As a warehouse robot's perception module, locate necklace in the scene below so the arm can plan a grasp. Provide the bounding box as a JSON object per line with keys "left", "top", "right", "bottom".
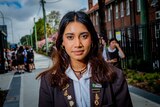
{"left": 71, "top": 66, "right": 87, "bottom": 79}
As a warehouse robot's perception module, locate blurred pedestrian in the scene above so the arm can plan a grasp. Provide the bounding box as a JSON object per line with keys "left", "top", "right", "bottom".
{"left": 11, "top": 51, "right": 17, "bottom": 70}
{"left": 16, "top": 46, "right": 25, "bottom": 73}
{"left": 37, "top": 11, "right": 132, "bottom": 107}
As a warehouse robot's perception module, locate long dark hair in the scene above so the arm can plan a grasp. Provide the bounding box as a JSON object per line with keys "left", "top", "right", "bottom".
{"left": 37, "top": 11, "right": 116, "bottom": 89}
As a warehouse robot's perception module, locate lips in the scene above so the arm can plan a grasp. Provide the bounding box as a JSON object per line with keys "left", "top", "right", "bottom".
{"left": 72, "top": 50, "right": 84, "bottom": 55}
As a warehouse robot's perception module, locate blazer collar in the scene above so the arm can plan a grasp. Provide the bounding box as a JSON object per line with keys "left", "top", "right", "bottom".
{"left": 62, "top": 80, "right": 77, "bottom": 107}
{"left": 63, "top": 79, "right": 104, "bottom": 107}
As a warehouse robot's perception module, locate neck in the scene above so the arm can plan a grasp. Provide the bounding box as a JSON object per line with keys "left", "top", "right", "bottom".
{"left": 70, "top": 60, "right": 87, "bottom": 72}
{"left": 109, "top": 46, "right": 115, "bottom": 50}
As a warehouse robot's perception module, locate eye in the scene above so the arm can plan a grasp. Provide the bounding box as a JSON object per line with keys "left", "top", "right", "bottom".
{"left": 66, "top": 35, "right": 74, "bottom": 40}
{"left": 81, "top": 34, "right": 88, "bottom": 39}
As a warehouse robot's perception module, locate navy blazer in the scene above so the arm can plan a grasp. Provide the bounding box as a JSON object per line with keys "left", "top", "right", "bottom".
{"left": 38, "top": 67, "right": 133, "bottom": 107}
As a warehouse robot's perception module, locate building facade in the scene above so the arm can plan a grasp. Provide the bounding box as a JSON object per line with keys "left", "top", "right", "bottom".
{"left": 87, "top": 0, "right": 160, "bottom": 71}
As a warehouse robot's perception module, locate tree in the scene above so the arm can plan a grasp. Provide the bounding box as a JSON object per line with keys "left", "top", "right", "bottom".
{"left": 33, "top": 10, "right": 60, "bottom": 41}
{"left": 19, "top": 10, "right": 60, "bottom": 48}
{"left": 20, "top": 35, "right": 30, "bottom": 45}
{"left": 47, "top": 10, "right": 60, "bottom": 31}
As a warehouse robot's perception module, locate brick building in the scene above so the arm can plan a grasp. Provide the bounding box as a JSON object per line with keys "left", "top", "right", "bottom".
{"left": 87, "top": 0, "right": 160, "bottom": 71}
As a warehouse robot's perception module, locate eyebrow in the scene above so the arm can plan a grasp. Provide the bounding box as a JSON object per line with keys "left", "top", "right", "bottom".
{"left": 65, "top": 33, "right": 74, "bottom": 36}
{"left": 64, "top": 32, "right": 89, "bottom": 36}
{"left": 80, "top": 32, "right": 89, "bottom": 35}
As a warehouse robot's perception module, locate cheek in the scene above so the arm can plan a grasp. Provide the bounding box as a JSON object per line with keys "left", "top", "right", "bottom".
{"left": 62, "top": 40, "right": 73, "bottom": 54}
{"left": 84, "top": 39, "right": 92, "bottom": 50}
{"left": 110, "top": 43, "right": 114, "bottom": 46}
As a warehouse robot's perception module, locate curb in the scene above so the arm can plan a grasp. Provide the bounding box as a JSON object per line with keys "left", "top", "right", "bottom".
{"left": 129, "top": 85, "right": 160, "bottom": 104}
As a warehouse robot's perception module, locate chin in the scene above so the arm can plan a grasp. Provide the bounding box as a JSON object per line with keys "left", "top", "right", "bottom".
{"left": 72, "top": 55, "right": 86, "bottom": 61}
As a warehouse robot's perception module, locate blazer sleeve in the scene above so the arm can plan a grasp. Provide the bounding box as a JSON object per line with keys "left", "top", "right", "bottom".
{"left": 112, "top": 68, "right": 133, "bottom": 107}
{"left": 39, "top": 74, "right": 53, "bottom": 107}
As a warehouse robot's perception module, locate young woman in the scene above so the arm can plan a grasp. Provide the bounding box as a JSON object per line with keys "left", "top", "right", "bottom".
{"left": 37, "top": 11, "right": 132, "bottom": 107}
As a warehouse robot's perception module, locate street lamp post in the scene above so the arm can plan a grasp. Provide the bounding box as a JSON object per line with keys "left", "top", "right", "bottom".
{"left": 34, "top": 18, "right": 38, "bottom": 51}
{"left": 40, "top": 0, "right": 62, "bottom": 54}
{"left": 30, "top": 30, "right": 33, "bottom": 47}
{"left": 0, "top": 10, "right": 5, "bottom": 25}
{"left": 8, "top": 18, "right": 14, "bottom": 43}
{"left": 41, "top": 0, "right": 49, "bottom": 54}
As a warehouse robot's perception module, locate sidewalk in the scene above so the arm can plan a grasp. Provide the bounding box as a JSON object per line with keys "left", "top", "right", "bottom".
{"left": 1, "top": 52, "right": 52, "bottom": 107}
{"left": 1, "top": 52, "right": 160, "bottom": 107}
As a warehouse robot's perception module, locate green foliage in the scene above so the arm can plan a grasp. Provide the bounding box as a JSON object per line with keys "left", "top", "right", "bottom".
{"left": 19, "top": 10, "right": 60, "bottom": 49}
{"left": 47, "top": 10, "right": 60, "bottom": 30}
{"left": 20, "top": 35, "right": 30, "bottom": 45}
{"left": 127, "top": 57, "right": 153, "bottom": 72}
{"left": 124, "top": 69, "right": 160, "bottom": 95}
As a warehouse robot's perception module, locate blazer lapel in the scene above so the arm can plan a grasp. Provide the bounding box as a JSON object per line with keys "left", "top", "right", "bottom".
{"left": 62, "top": 80, "right": 77, "bottom": 107}
{"left": 90, "top": 80, "right": 104, "bottom": 107}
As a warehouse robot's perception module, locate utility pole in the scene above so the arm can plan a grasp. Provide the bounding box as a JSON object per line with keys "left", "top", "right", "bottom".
{"left": 30, "top": 30, "right": 33, "bottom": 47}
{"left": 41, "top": 0, "right": 48, "bottom": 54}
{"left": 34, "top": 18, "right": 38, "bottom": 51}
{"left": 0, "top": 10, "right": 5, "bottom": 25}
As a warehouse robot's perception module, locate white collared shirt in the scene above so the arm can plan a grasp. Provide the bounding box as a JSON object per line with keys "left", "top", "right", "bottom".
{"left": 65, "top": 64, "right": 91, "bottom": 107}
{"left": 102, "top": 46, "right": 124, "bottom": 60}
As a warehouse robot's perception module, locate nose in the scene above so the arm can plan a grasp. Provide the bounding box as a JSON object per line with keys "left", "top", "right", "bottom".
{"left": 75, "top": 37, "right": 82, "bottom": 47}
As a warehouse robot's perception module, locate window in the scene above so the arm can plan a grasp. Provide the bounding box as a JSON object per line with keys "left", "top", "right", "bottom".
{"left": 96, "top": 12, "right": 99, "bottom": 25}
{"left": 156, "top": 11, "right": 160, "bottom": 19}
{"left": 109, "top": 31, "right": 112, "bottom": 39}
{"left": 126, "top": 0, "right": 130, "bottom": 15}
{"left": 138, "top": 28, "right": 143, "bottom": 47}
{"left": 115, "top": 4, "right": 119, "bottom": 19}
{"left": 138, "top": 28, "right": 142, "bottom": 40}
{"left": 155, "top": 22, "right": 160, "bottom": 39}
{"left": 137, "top": 0, "right": 141, "bottom": 12}
{"left": 105, "top": 10, "right": 107, "bottom": 22}
{"left": 127, "top": 29, "right": 132, "bottom": 47}
{"left": 93, "top": 0, "right": 98, "bottom": 5}
{"left": 108, "top": 5, "right": 111, "bottom": 21}
{"left": 92, "top": 14, "right": 95, "bottom": 26}
{"left": 120, "top": 2, "right": 124, "bottom": 17}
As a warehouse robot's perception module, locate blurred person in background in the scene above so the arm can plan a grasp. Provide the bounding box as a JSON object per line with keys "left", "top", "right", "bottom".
{"left": 103, "top": 38, "right": 125, "bottom": 69}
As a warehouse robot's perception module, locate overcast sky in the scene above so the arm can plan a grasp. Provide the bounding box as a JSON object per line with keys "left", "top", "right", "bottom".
{"left": 0, "top": 0, "right": 98, "bottom": 44}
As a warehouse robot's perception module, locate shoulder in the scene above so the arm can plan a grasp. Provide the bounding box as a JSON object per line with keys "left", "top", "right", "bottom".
{"left": 109, "top": 65, "right": 125, "bottom": 86}
{"left": 39, "top": 71, "right": 52, "bottom": 88}
{"left": 41, "top": 71, "right": 51, "bottom": 83}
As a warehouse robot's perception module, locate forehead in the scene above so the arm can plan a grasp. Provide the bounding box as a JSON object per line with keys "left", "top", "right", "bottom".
{"left": 110, "top": 40, "right": 117, "bottom": 43}
{"left": 65, "top": 21, "right": 87, "bottom": 31}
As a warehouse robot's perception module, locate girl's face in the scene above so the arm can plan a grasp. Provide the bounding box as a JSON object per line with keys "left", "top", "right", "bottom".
{"left": 62, "top": 21, "right": 92, "bottom": 62}
{"left": 110, "top": 40, "right": 117, "bottom": 49}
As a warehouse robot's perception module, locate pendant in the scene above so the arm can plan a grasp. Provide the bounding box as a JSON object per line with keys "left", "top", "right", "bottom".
{"left": 94, "top": 93, "right": 100, "bottom": 106}
{"left": 64, "top": 90, "right": 68, "bottom": 96}
{"left": 69, "top": 101, "right": 74, "bottom": 107}
{"left": 67, "top": 95, "right": 72, "bottom": 100}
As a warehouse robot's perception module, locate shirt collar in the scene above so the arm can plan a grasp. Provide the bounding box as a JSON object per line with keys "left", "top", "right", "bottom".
{"left": 65, "top": 63, "right": 91, "bottom": 81}
{"left": 108, "top": 46, "right": 116, "bottom": 52}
